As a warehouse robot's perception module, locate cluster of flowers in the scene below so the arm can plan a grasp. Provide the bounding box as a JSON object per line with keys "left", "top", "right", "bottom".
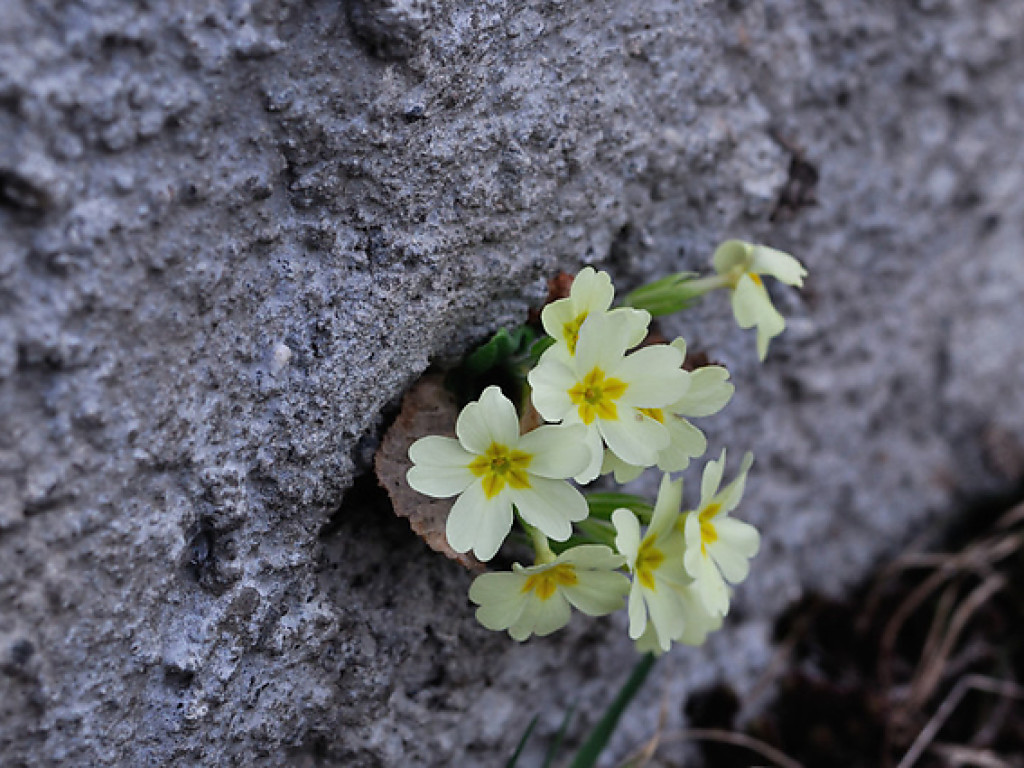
{"left": 407, "top": 241, "right": 806, "bottom": 652}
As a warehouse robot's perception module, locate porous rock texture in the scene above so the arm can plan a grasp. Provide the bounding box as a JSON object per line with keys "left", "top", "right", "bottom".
{"left": 2, "top": 0, "right": 1024, "bottom": 765}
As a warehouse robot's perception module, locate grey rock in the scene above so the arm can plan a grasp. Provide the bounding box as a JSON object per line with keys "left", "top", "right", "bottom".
{"left": 2, "top": 0, "right": 1024, "bottom": 766}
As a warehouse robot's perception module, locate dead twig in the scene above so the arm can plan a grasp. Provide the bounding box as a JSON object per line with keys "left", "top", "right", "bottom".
{"left": 908, "top": 575, "right": 1006, "bottom": 710}
{"left": 928, "top": 742, "right": 1014, "bottom": 768}
{"left": 655, "top": 728, "right": 805, "bottom": 768}
{"left": 896, "top": 675, "right": 1024, "bottom": 768}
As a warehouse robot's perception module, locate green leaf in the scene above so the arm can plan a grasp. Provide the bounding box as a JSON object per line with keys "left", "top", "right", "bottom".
{"left": 542, "top": 700, "right": 578, "bottom": 768}
{"left": 506, "top": 714, "right": 540, "bottom": 768}
{"left": 528, "top": 335, "right": 556, "bottom": 365}
{"left": 568, "top": 654, "right": 657, "bottom": 768}
{"left": 586, "top": 492, "right": 653, "bottom": 522}
{"left": 465, "top": 327, "right": 517, "bottom": 375}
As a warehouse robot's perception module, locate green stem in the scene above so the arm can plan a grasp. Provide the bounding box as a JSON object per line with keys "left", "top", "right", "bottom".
{"left": 529, "top": 525, "right": 556, "bottom": 565}
{"left": 575, "top": 518, "right": 617, "bottom": 548}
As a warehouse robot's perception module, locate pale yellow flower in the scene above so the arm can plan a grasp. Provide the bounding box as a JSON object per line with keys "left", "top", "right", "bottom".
{"left": 407, "top": 386, "right": 592, "bottom": 561}
{"left": 528, "top": 313, "right": 688, "bottom": 483}
{"left": 681, "top": 449, "right": 759, "bottom": 617}
{"left": 469, "top": 545, "right": 629, "bottom": 640}
{"left": 540, "top": 266, "right": 649, "bottom": 362}
{"left": 612, "top": 474, "right": 692, "bottom": 652}
{"left": 713, "top": 240, "right": 807, "bottom": 360}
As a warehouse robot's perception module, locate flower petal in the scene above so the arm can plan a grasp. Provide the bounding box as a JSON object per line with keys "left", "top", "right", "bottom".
{"left": 656, "top": 417, "right": 707, "bottom": 473}
{"left": 572, "top": 424, "right": 605, "bottom": 484}
{"left": 509, "top": 478, "right": 587, "bottom": 542}
{"left": 715, "top": 517, "right": 760, "bottom": 559}
{"left": 470, "top": 571, "right": 528, "bottom": 631}
{"left": 510, "top": 592, "right": 572, "bottom": 640}
{"left": 708, "top": 540, "right": 752, "bottom": 585}
{"left": 731, "top": 274, "right": 783, "bottom": 332}
{"left": 612, "top": 508, "right": 642, "bottom": 564}
{"left": 600, "top": 413, "right": 667, "bottom": 469}
{"left": 689, "top": 554, "right": 730, "bottom": 617}
{"left": 613, "top": 346, "right": 687, "bottom": 407}
{"left": 456, "top": 386, "right": 521, "bottom": 453}
{"left": 540, "top": 298, "right": 579, "bottom": 346}
{"left": 699, "top": 449, "right": 727, "bottom": 507}
{"left": 670, "top": 336, "right": 687, "bottom": 360}
{"left": 674, "top": 584, "right": 723, "bottom": 646}
{"left": 561, "top": 544, "right": 626, "bottom": 570}
{"left": 602, "top": 449, "right": 643, "bottom": 484}
{"left": 406, "top": 436, "right": 476, "bottom": 497}
{"left": 627, "top": 580, "right": 648, "bottom": 640}
{"left": 563, "top": 570, "right": 630, "bottom": 616}
{"left": 569, "top": 266, "right": 614, "bottom": 314}
{"left": 609, "top": 307, "right": 651, "bottom": 350}
{"left": 518, "top": 423, "right": 591, "bottom": 479}
{"left": 670, "top": 366, "right": 734, "bottom": 417}
{"left": 445, "top": 481, "right": 513, "bottom": 561}
{"left": 645, "top": 583, "right": 686, "bottom": 651}
{"left": 751, "top": 245, "right": 807, "bottom": 287}
{"left": 406, "top": 464, "right": 474, "bottom": 498}
{"left": 574, "top": 312, "right": 632, "bottom": 374}
{"left": 717, "top": 452, "right": 754, "bottom": 512}
{"left": 648, "top": 474, "right": 683, "bottom": 540}
{"left": 527, "top": 359, "right": 577, "bottom": 422}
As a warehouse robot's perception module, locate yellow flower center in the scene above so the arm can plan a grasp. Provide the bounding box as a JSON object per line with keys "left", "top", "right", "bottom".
{"left": 562, "top": 311, "right": 589, "bottom": 356}
{"left": 567, "top": 367, "right": 628, "bottom": 425}
{"left": 699, "top": 502, "right": 721, "bottom": 556}
{"left": 747, "top": 272, "right": 763, "bottom": 288}
{"left": 635, "top": 538, "right": 664, "bottom": 591}
{"left": 638, "top": 407, "right": 664, "bottom": 423}
{"left": 468, "top": 443, "right": 533, "bottom": 499}
{"left": 521, "top": 563, "right": 578, "bottom": 601}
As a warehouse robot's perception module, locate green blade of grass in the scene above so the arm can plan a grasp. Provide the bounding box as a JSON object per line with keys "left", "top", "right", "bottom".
{"left": 506, "top": 713, "right": 540, "bottom": 768}
{"left": 542, "top": 700, "right": 578, "bottom": 768}
{"left": 568, "top": 653, "right": 657, "bottom": 768}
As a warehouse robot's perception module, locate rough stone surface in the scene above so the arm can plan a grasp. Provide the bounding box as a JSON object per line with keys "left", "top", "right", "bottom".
{"left": 2, "top": 0, "right": 1024, "bottom": 765}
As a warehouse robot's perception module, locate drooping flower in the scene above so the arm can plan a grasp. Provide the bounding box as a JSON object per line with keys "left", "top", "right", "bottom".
{"left": 528, "top": 312, "right": 689, "bottom": 483}
{"left": 540, "top": 266, "right": 650, "bottom": 363}
{"left": 468, "top": 545, "right": 630, "bottom": 640}
{"left": 612, "top": 474, "right": 692, "bottom": 652}
{"left": 681, "top": 449, "right": 759, "bottom": 617}
{"left": 712, "top": 240, "right": 807, "bottom": 360}
{"left": 406, "top": 386, "right": 591, "bottom": 561}
{"left": 602, "top": 337, "right": 734, "bottom": 483}
{"left": 633, "top": 583, "right": 723, "bottom": 654}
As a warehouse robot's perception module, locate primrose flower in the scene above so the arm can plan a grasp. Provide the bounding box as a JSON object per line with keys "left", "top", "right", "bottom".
{"left": 540, "top": 266, "right": 650, "bottom": 363}
{"left": 406, "top": 386, "right": 591, "bottom": 561}
{"left": 469, "top": 545, "right": 630, "bottom": 640}
{"left": 712, "top": 240, "right": 807, "bottom": 360}
{"left": 528, "top": 312, "right": 689, "bottom": 483}
{"left": 603, "top": 337, "right": 734, "bottom": 483}
{"left": 633, "top": 584, "right": 723, "bottom": 654}
{"left": 681, "top": 449, "right": 759, "bottom": 617}
{"left": 612, "top": 474, "right": 692, "bottom": 652}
